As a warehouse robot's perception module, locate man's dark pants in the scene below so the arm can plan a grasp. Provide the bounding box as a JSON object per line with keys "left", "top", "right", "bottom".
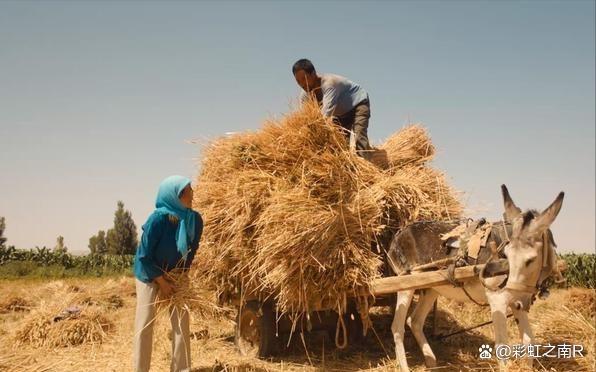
{"left": 336, "top": 99, "right": 372, "bottom": 159}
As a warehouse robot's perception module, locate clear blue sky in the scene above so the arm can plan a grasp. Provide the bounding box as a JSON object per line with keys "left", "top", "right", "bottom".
{"left": 1, "top": 1, "right": 594, "bottom": 254}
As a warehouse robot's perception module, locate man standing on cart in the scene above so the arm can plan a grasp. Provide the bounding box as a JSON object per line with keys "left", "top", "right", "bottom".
{"left": 292, "top": 58, "right": 372, "bottom": 159}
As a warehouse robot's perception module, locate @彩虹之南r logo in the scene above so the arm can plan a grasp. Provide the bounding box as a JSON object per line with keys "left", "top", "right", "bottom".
{"left": 479, "top": 344, "right": 493, "bottom": 359}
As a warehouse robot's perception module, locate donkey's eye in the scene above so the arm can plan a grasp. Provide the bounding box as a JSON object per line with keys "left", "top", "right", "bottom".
{"left": 525, "top": 257, "right": 536, "bottom": 267}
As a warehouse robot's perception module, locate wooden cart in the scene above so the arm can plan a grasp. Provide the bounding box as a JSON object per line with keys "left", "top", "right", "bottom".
{"left": 232, "top": 258, "right": 515, "bottom": 357}
{"left": 233, "top": 258, "right": 568, "bottom": 357}
{"left": 232, "top": 285, "right": 395, "bottom": 357}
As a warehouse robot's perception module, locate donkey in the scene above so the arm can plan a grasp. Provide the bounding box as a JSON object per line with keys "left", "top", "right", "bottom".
{"left": 387, "top": 185, "right": 564, "bottom": 371}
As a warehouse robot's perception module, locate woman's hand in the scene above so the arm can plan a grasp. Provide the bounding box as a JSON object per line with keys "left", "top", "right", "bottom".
{"left": 154, "top": 275, "right": 174, "bottom": 298}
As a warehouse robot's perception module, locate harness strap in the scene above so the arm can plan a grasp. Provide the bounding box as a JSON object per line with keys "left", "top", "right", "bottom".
{"left": 442, "top": 220, "right": 551, "bottom": 304}
{"left": 462, "top": 284, "right": 489, "bottom": 307}
{"left": 446, "top": 262, "right": 489, "bottom": 307}
{"left": 505, "top": 281, "right": 537, "bottom": 293}
{"left": 478, "top": 235, "right": 509, "bottom": 292}
{"left": 446, "top": 264, "right": 459, "bottom": 287}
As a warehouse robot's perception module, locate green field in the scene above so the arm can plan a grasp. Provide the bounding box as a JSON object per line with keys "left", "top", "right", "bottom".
{"left": 0, "top": 246, "right": 133, "bottom": 279}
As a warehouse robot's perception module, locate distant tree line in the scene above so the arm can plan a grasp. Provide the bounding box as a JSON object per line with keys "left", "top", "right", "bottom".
{"left": 0, "top": 209, "right": 136, "bottom": 278}
{"left": 88, "top": 201, "right": 138, "bottom": 255}
{"left": 0, "top": 201, "right": 138, "bottom": 256}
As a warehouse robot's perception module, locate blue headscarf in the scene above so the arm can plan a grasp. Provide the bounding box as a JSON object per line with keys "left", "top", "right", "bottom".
{"left": 155, "top": 175, "right": 196, "bottom": 258}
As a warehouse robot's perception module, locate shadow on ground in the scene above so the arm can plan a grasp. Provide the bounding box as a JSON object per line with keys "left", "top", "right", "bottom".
{"left": 193, "top": 304, "right": 499, "bottom": 371}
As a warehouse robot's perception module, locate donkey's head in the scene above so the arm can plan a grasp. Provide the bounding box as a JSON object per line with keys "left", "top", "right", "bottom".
{"left": 500, "top": 185, "right": 564, "bottom": 310}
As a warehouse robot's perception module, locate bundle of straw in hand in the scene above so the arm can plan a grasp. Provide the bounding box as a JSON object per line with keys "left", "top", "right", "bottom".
{"left": 156, "top": 269, "right": 229, "bottom": 324}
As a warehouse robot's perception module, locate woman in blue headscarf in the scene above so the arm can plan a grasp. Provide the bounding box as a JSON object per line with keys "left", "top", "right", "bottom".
{"left": 133, "top": 175, "right": 203, "bottom": 372}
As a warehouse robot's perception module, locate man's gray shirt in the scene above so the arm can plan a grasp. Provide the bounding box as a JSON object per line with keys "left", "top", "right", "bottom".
{"left": 300, "top": 73, "right": 368, "bottom": 118}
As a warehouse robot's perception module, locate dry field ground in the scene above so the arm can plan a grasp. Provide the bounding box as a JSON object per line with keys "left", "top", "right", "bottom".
{"left": 0, "top": 277, "right": 593, "bottom": 372}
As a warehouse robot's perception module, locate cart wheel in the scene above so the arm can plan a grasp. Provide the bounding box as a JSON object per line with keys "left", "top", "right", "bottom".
{"left": 235, "top": 300, "right": 276, "bottom": 358}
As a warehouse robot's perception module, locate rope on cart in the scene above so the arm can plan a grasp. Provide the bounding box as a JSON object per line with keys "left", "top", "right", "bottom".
{"left": 335, "top": 312, "right": 348, "bottom": 349}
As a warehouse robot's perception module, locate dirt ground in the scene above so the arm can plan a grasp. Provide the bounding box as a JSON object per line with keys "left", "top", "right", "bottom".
{"left": 0, "top": 277, "right": 593, "bottom": 372}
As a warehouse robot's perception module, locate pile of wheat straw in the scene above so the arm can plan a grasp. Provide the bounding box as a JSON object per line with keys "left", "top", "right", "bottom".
{"left": 192, "top": 100, "right": 461, "bottom": 317}
{"left": 0, "top": 294, "right": 31, "bottom": 313}
{"left": 79, "top": 279, "right": 129, "bottom": 310}
{"left": 15, "top": 303, "right": 112, "bottom": 348}
{"left": 12, "top": 281, "right": 117, "bottom": 348}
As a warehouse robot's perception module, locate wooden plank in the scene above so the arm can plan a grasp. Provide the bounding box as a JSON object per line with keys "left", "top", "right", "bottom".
{"left": 370, "top": 259, "right": 568, "bottom": 296}
{"left": 370, "top": 263, "right": 496, "bottom": 296}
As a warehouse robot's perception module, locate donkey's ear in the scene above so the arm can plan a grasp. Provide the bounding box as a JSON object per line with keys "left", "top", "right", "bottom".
{"left": 530, "top": 192, "right": 564, "bottom": 235}
{"left": 501, "top": 184, "right": 521, "bottom": 222}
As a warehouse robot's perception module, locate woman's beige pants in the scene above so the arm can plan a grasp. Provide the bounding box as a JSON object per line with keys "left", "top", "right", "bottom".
{"left": 133, "top": 279, "right": 191, "bottom": 372}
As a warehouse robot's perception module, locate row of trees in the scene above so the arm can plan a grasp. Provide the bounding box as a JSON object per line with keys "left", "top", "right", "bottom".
{"left": 88, "top": 201, "right": 138, "bottom": 255}
{"left": 0, "top": 201, "right": 138, "bottom": 255}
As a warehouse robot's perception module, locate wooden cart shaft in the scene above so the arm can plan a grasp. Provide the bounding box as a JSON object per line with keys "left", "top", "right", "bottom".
{"left": 369, "top": 258, "right": 567, "bottom": 296}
